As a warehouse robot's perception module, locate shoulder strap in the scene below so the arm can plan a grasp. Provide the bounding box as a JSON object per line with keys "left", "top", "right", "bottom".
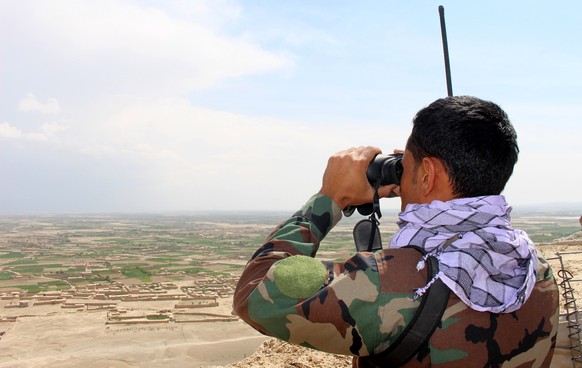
{"left": 365, "top": 246, "right": 450, "bottom": 367}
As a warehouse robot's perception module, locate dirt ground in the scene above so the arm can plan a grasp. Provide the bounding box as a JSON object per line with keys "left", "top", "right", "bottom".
{"left": 0, "top": 295, "right": 267, "bottom": 368}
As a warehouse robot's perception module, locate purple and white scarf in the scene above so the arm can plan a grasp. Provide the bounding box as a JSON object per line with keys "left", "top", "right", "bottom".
{"left": 389, "top": 195, "right": 537, "bottom": 313}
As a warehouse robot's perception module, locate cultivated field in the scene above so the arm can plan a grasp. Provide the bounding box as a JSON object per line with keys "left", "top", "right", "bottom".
{"left": 0, "top": 210, "right": 580, "bottom": 367}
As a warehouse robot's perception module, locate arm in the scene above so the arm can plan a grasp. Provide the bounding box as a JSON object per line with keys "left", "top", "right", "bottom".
{"left": 233, "top": 146, "right": 379, "bottom": 316}
{"left": 233, "top": 193, "right": 426, "bottom": 356}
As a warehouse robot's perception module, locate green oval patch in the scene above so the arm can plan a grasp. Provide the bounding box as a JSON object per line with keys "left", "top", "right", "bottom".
{"left": 273, "top": 255, "right": 327, "bottom": 299}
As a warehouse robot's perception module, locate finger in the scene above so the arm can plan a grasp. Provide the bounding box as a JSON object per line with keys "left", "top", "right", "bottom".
{"left": 389, "top": 186, "right": 401, "bottom": 198}
{"left": 357, "top": 146, "right": 382, "bottom": 161}
{"left": 377, "top": 184, "right": 400, "bottom": 198}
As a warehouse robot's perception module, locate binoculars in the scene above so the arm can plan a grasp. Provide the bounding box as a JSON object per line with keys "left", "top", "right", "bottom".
{"left": 343, "top": 152, "right": 403, "bottom": 217}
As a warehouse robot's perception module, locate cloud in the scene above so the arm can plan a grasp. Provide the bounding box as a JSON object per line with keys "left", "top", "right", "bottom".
{"left": 40, "top": 122, "right": 66, "bottom": 136}
{"left": 0, "top": 1, "right": 430, "bottom": 212}
{"left": 0, "top": 122, "right": 58, "bottom": 142}
{"left": 17, "top": 93, "right": 61, "bottom": 114}
{"left": 0, "top": 0, "right": 291, "bottom": 98}
{"left": 0, "top": 0, "right": 302, "bottom": 212}
{"left": 2, "top": 95, "right": 409, "bottom": 212}
{"left": 100, "top": 98, "right": 409, "bottom": 210}
{"left": 0, "top": 123, "right": 23, "bottom": 139}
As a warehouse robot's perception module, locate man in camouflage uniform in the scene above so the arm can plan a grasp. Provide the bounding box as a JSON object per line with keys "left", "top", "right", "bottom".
{"left": 233, "top": 96, "right": 559, "bottom": 367}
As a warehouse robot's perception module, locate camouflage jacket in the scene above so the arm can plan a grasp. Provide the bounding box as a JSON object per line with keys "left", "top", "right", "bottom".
{"left": 233, "top": 194, "right": 559, "bottom": 367}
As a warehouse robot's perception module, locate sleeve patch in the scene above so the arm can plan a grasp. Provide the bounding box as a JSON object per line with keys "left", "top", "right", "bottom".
{"left": 273, "top": 255, "right": 327, "bottom": 299}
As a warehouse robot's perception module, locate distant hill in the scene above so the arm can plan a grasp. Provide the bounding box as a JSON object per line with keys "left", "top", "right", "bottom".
{"left": 511, "top": 202, "right": 582, "bottom": 216}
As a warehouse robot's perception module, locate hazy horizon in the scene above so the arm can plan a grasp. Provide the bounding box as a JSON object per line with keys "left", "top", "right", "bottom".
{"left": 1, "top": 201, "right": 580, "bottom": 218}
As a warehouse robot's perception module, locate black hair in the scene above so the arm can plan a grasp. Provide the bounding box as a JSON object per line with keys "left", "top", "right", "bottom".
{"left": 406, "top": 96, "right": 519, "bottom": 197}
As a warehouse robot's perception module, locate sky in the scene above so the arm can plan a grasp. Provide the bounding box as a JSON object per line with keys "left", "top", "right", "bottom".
{"left": 1, "top": 0, "right": 581, "bottom": 214}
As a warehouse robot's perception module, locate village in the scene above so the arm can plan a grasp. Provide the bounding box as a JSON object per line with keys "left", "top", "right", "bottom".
{"left": 0, "top": 275, "right": 239, "bottom": 329}
{"left": 0, "top": 268, "right": 260, "bottom": 367}
{"left": 0, "top": 214, "right": 269, "bottom": 347}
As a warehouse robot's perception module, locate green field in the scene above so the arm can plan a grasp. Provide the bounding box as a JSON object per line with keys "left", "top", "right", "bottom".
{"left": 0, "top": 211, "right": 580, "bottom": 291}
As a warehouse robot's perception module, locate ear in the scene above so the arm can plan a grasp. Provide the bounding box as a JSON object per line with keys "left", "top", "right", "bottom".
{"left": 420, "top": 157, "right": 437, "bottom": 196}
{"left": 421, "top": 157, "right": 455, "bottom": 201}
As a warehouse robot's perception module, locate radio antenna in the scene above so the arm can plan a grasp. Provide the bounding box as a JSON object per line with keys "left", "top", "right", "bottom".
{"left": 438, "top": 5, "right": 453, "bottom": 97}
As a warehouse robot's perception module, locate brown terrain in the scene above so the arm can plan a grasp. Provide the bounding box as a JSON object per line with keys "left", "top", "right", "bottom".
{"left": 0, "top": 214, "right": 580, "bottom": 367}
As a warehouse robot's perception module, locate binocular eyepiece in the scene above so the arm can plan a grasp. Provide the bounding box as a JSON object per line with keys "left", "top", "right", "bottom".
{"left": 366, "top": 152, "right": 403, "bottom": 186}
{"left": 343, "top": 152, "right": 403, "bottom": 217}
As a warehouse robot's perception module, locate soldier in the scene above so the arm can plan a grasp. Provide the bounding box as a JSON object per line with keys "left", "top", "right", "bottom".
{"left": 233, "top": 96, "right": 559, "bottom": 367}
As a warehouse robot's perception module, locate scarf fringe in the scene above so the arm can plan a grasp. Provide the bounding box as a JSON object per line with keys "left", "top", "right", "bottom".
{"left": 413, "top": 254, "right": 441, "bottom": 300}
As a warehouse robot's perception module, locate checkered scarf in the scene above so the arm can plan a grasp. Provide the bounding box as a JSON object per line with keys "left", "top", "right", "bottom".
{"left": 389, "top": 195, "right": 537, "bottom": 313}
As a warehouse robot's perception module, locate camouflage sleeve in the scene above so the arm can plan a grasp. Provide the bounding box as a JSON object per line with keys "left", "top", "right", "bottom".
{"left": 233, "top": 194, "right": 424, "bottom": 357}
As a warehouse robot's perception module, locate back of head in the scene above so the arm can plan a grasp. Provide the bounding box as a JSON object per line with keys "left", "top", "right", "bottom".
{"left": 406, "top": 96, "right": 519, "bottom": 198}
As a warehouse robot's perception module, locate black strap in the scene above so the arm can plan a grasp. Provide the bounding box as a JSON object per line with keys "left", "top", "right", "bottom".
{"left": 366, "top": 215, "right": 379, "bottom": 252}
{"left": 365, "top": 246, "right": 450, "bottom": 367}
{"left": 372, "top": 180, "right": 382, "bottom": 219}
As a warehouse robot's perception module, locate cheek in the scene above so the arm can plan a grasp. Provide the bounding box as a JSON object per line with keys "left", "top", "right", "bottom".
{"left": 399, "top": 171, "right": 418, "bottom": 208}
{"left": 399, "top": 178, "right": 411, "bottom": 207}
{"left": 400, "top": 170, "right": 413, "bottom": 191}
{"left": 399, "top": 190, "right": 410, "bottom": 211}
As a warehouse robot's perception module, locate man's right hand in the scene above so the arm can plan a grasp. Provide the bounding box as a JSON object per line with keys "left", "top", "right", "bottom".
{"left": 319, "top": 146, "right": 399, "bottom": 209}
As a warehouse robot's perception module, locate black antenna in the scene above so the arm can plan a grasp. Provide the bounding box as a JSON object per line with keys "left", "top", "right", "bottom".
{"left": 438, "top": 5, "right": 453, "bottom": 97}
